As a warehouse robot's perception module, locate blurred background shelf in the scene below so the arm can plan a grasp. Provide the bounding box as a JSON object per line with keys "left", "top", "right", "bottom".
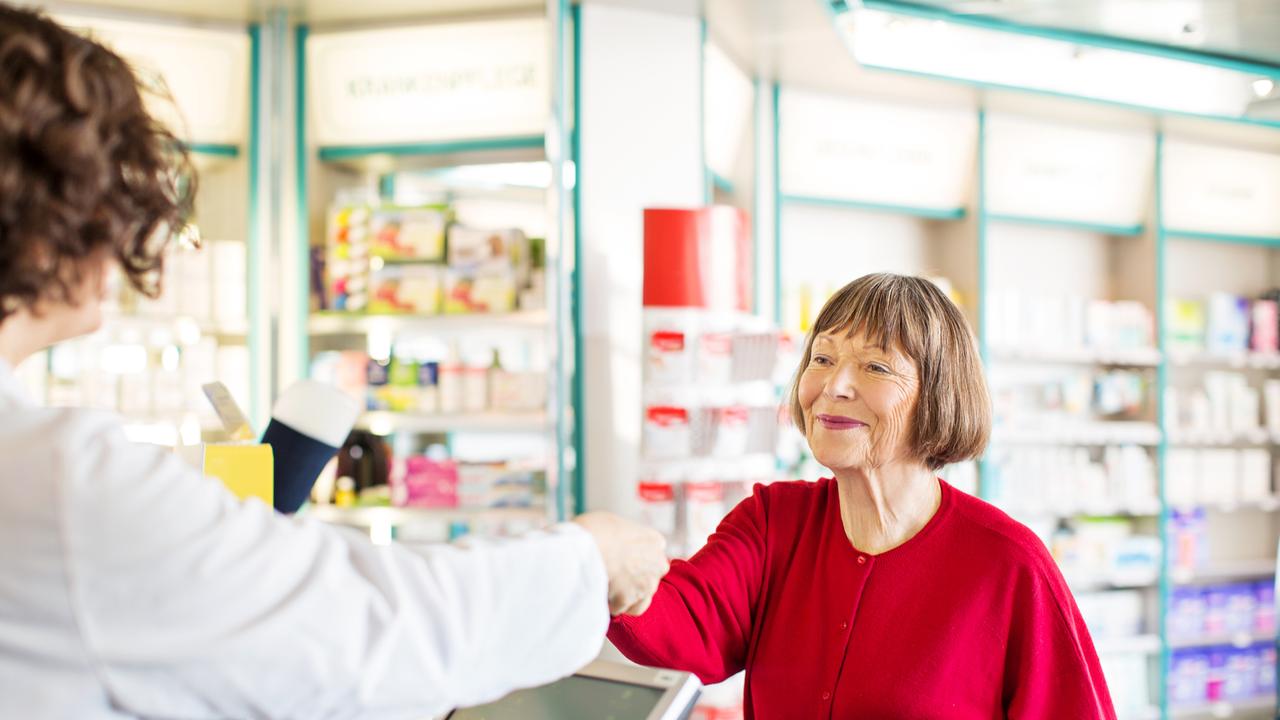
{"left": 1172, "top": 559, "right": 1279, "bottom": 585}
{"left": 1168, "top": 697, "right": 1277, "bottom": 719}
{"left": 989, "top": 346, "right": 1162, "bottom": 367}
{"left": 309, "top": 310, "right": 548, "bottom": 337}
{"left": 991, "top": 422, "right": 1162, "bottom": 447}
{"left": 304, "top": 504, "right": 548, "bottom": 528}
{"left": 356, "top": 411, "right": 551, "bottom": 435}
{"left": 1169, "top": 630, "right": 1278, "bottom": 651}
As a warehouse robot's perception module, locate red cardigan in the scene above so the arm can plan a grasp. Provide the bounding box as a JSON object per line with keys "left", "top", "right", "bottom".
{"left": 608, "top": 479, "right": 1117, "bottom": 719}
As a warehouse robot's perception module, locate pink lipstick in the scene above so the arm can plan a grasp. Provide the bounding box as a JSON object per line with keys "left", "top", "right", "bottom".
{"left": 816, "top": 414, "right": 867, "bottom": 430}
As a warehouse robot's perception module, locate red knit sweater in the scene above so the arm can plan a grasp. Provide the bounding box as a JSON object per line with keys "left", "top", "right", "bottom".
{"left": 608, "top": 478, "right": 1117, "bottom": 719}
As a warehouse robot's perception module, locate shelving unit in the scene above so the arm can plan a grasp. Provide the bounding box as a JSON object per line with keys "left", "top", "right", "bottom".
{"left": 292, "top": 10, "right": 577, "bottom": 536}
{"left": 769, "top": 81, "right": 1278, "bottom": 715}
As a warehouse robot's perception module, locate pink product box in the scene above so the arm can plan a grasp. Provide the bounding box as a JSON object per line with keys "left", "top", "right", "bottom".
{"left": 1251, "top": 300, "right": 1279, "bottom": 353}
{"left": 391, "top": 456, "right": 458, "bottom": 508}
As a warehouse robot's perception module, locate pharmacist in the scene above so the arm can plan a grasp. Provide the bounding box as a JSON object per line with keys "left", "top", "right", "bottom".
{"left": 0, "top": 7, "right": 668, "bottom": 718}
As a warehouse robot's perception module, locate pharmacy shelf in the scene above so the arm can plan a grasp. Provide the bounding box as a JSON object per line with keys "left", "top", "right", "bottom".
{"left": 305, "top": 504, "right": 548, "bottom": 527}
{"left": 1009, "top": 500, "right": 1163, "bottom": 520}
{"left": 1167, "top": 427, "right": 1279, "bottom": 447}
{"left": 1067, "top": 574, "right": 1161, "bottom": 593}
{"left": 1169, "top": 630, "right": 1278, "bottom": 651}
{"left": 1169, "top": 497, "right": 1280, "bottom": 514}
{"left": 1172, "top": 559, "right": 1278, "bottom": 585}
{"left": 1168, "top": 350, "right": 1280, "bottom": 370}
{"left": 309, "top": 310, "right": 548, "bottom": 336}
{"left": 1169, "top": 697, "right": 1278, "bottom": 719}
{"left": 357, "top": 410, "right": 550, "bottom": 435}
{"left": 989, "top": 346, "right": 1162, "bottom": 367}
{"left": 992, "top": 421, "right": 1162, "bottom": 446}
{"left": 101, "top": 313, "right": 249, "bottom": 342}
{"left": 1093, "top": 634, "right": 1163, "bottom": 655}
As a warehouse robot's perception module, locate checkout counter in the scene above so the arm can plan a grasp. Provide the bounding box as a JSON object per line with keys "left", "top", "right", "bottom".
{"left": 447, "top": 661, "right": 701, "bottom": 720}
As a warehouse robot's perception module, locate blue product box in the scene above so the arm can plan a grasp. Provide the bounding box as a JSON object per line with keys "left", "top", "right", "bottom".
{"left": 1255, "top": 580, "right": 1276, "bottom": 635}
{"left": 1169, "top": 649, "right": 1209, "bottom": 706}
{"left": 1204, "top": 586, "right": 1231, "bottom": 636}
{"left": 1257, "top": 644, "right": 1277, "bottom": 699}
{"left": 1223, "top": 583, "right": 1258, "bottom": 635}
{"left": 1170, "top": 587, "right": 1207, "bottom": 640}
{"left": 1223, "top": 648, "right": 1257, "bottom": 701}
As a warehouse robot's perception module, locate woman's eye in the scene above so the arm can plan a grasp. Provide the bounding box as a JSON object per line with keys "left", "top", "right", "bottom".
{"left": 868, "top": 363, "right": 890, "bottom": 374}
{"left": 811, "top": 355, "right": 833, "bottom": 366}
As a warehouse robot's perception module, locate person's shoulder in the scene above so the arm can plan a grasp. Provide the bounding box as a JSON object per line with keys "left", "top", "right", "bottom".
{"left": 739, "top": 477, "right": 834, "bottom": 526}
{"left": 751, "top": 477, "right": 832, "bottom": 506}
{"left": 945, "top": 486, "right": 1059, "bottom": 575}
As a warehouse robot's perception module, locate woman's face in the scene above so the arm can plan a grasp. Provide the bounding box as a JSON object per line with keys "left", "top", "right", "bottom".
{"left": 798, "top": 328, "right": 921, "bottom": 473}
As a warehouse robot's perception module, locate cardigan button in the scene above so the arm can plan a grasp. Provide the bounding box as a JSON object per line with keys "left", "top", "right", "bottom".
{"left": 856, "top": 555, "right": 867, "bottom": 565}
{"left": 821, "top": 691, "right": 832, "bottom": 701}
{"left": 839, "top": 620, "right": 849, "bottom": 631}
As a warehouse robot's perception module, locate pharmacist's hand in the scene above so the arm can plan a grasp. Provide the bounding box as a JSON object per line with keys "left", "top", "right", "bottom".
{"left": 572, "top": 512, "right": 669, "bottom": 616}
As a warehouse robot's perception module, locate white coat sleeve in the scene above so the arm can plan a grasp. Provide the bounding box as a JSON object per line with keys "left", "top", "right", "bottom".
{"left": 53, "top": 410, "right": 609, "bottom": 720}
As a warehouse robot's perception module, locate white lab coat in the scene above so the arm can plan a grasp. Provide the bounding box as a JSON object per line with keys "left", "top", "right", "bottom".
{"left": 0, "top": 359, "right": 609, "bottom": 719}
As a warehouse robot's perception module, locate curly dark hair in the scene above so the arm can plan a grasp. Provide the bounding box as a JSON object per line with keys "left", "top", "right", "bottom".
{"left": 0, "top": 5, "right": 195, "bottom": 324}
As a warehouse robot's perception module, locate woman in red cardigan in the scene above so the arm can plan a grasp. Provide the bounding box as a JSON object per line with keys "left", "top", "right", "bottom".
{"left": 609, "top": 273, "right": 1117, "bottom": 719}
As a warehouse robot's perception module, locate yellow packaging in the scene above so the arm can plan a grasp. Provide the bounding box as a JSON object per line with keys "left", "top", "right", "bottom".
{"left": 179, "top": 443, "right": 274, "bottom": 506}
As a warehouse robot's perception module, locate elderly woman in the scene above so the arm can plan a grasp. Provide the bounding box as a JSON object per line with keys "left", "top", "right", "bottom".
{"left": 609, "top": 273, "right": 1116, "bottom": 719}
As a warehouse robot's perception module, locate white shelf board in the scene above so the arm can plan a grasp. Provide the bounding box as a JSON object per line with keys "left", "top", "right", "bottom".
{"left": 1172, "top": 558, "right": 1277, "bottom": 585}
{"left": 1169, "top": 697, "right": 1278, "bottom": 719}
{"left": 1169, "top": 497, "right": 1280, "bottom": 515}
{"left": 305, "top": 504, "right": 548, "bottom": 527}
{"left": 1009, "top": 500, "right": 1163, "bottom": 519}
{"left": 101, "top": 313, "right": 249, "bottom": 340}
{"left": 357, "top": 410, "right": 550, "bottom": 435}
{"left": 1169, "top": 629, "right": 1278, "bottom": 650}
{"left": 1168, "top": 427, "right": 1278, "bottom": 446}
{"left": 1066, "top": 573, "right": 1161, "bottom": 592}
{"left": 309, "top": 310, "right": 548, "bottom": 336}
{"left": 1169, "top": 349, "right": 1280, "bottom": 370}
{"left": 990, "top": 346, "right": 1162, "bottom": 367}
{"left": 1093, "top": 634, "right": 1163, "bottom": 655}
{"left": 992, "top": 421, "right": 1162, "bottom": 446}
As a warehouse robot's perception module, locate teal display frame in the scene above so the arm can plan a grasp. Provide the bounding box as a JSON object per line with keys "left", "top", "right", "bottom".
{"left": 246, "top": 24, "right": 264, "bottom": 426}
{"left": 858, "top": 0, "right": 1280, "bottom": 79}
{"left": 570, "top": 1, "right": 586, "bottom": 516}
{"left": 297, "top": 14, "right": 585, "bottom": 521}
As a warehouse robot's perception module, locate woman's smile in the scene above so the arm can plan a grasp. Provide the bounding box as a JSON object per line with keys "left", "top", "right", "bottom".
{"left": 816, "top": 413, "right": 867, "bottom": 430}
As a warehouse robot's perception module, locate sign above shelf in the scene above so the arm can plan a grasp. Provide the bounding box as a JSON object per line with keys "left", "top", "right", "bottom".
{"left": 55, "top": 13, "right": 250, "bottom": 148}
{"left": 778, "top": 88, "right": 976, "bottom": 212}
{"left": 308, "top": 17, "right": 550, "bottom": 149}
{"left": 984, "top": 113, "right": 1154, "bottom": 228}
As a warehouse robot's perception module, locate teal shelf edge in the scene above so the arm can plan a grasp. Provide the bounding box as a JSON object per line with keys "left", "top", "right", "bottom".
{"left": 1164, "top": 229, "right": 1280, "bottom": 248}
{"left": 184, "top": 142, "right": 239, "bottom": 158}
{"left": 781, "top": 194, "right": 965, "bottom": 221}
{"left": 771, "top": 83, "right": 782, "bottom": 327}
{"left": 976, "top": 108, "right": 991, "bottom": 502}
{"left": 246, "top": 24, "right": 263, "bottom": 428}
{"left": 295, "top": 23, "right": 310, "bottom": 382}
{"left": 985, "top": 213, "right": 1144, "bottom": 237}
{"left": 317, "top": 135, "right": 546, "bottom": 162}
{"left": 1155, "top": 131, "right": 1172, "bottom": 720}
{"left": 857, "top": 61, "right": 1280, "bottom": 133}
{"left": 570, "top": 1, "right": 585, "bottom": 517}
{"left": 710, "top": 170, "right": 734, "bottom": 195}
{"left": 859, "top": 0, "right": 1280, "bottom": 80}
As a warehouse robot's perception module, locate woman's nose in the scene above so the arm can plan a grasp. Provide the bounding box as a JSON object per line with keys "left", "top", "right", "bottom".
{"left": 824, "top": 362, "right": 857, "bottom": 400}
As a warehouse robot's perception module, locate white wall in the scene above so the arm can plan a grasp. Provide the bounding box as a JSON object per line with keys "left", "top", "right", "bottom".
{"left": 578, "top": 3, "right": 704, "bottom": 515}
